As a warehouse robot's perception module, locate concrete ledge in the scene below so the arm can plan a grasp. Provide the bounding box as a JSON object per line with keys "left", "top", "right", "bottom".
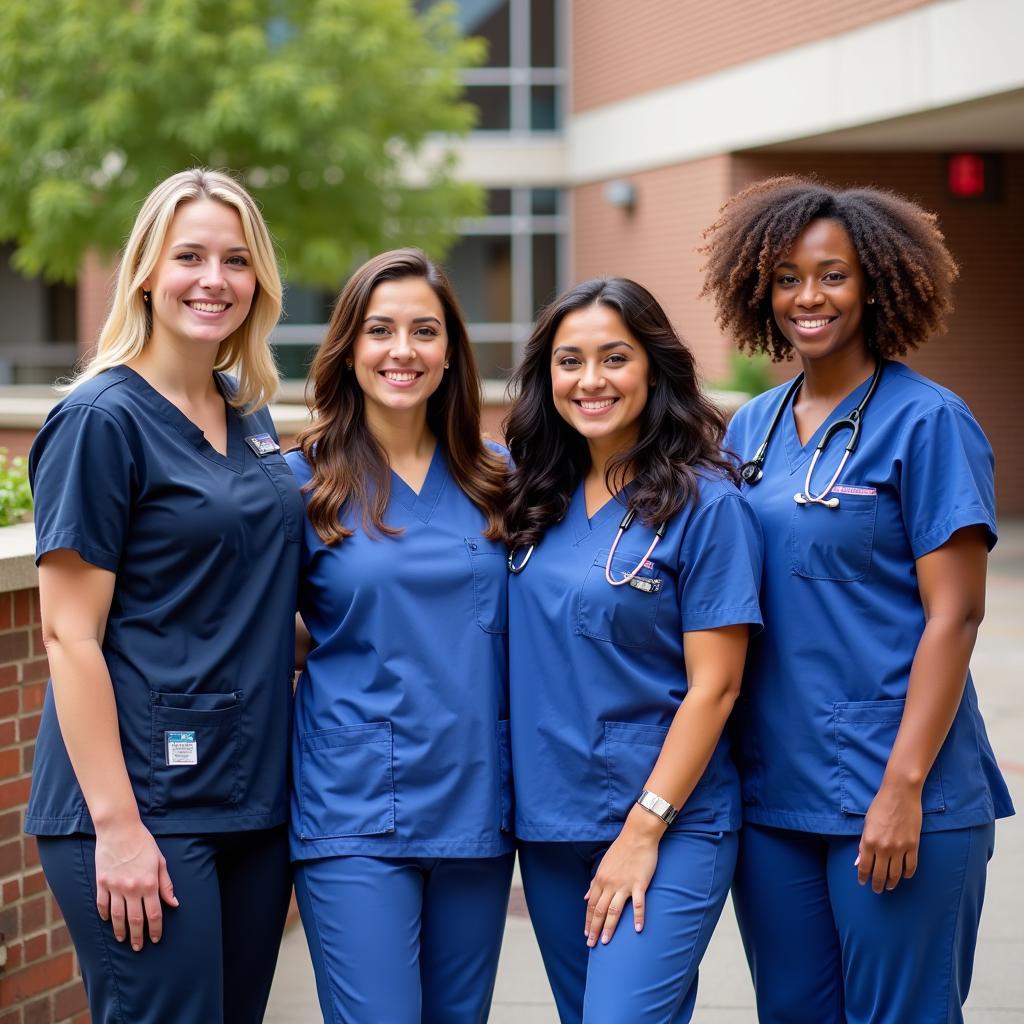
{"left": 0, "top": 522, "right": 38, "bottom": 594}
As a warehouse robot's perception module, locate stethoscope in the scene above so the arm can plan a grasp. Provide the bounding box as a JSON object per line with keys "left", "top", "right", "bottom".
{"left": 507, "top": 507, "right": 667, "bottom": 585}
{"left": 739, "top": 360, "right": 883, "bottom": 509}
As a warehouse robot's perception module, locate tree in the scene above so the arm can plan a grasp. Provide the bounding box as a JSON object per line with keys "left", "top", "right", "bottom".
{"left": 0, "top": 0, "right": 484, "bottom": 287}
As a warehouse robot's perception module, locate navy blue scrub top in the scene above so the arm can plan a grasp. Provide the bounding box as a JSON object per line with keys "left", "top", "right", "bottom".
{"left": 286, "top": 446, "right": 513, "bottom": 860}
{"left": 726, "top": 362, "right": 1014, "bottom": 835}
{"left": 509, "top": 473, "right": 764, "bottom": 841}
{"left": 25, "top": 367, "right": 301, "bottom": 836}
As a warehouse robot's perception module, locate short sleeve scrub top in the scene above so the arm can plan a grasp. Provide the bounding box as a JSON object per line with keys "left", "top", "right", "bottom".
{"left": 26, "top": 367, "right": 302, "bottom": 837}
{"left": 725, "top": 362, "right": 1013, "bottom": 835}
{"left": 509, "top": 472, "right": 765, "bottom": 840}
{"left": 286, "top": 446, "right": 513, "bottom": 859}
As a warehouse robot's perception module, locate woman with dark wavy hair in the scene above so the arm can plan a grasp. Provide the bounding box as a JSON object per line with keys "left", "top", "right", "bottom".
{"left": 504, "top": 277, "right": 764, "bottom": 1023}
{"left": 285, "top": 248, "right": 514, "bottom": 1022}
{"left": 703, "top": 177, "right": 1012, "bottom": 1024}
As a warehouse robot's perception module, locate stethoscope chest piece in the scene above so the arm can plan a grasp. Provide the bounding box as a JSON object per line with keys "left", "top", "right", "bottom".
{"left": 742, "top": 360, "right": 883, "bottom": 512}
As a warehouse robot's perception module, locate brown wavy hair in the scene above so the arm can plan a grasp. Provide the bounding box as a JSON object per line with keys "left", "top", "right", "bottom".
{"left": 699, "top": 176, "right": 958, "bottom": 360}
{"left": 504, "top": 277, "right": 737, "bottom": 550}
{"left": 298, "top": 249, "right": 506, "bottom": 545}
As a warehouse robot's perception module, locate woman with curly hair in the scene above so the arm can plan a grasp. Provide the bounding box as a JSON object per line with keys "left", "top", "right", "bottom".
{"left": 702, "top": 177, "right": 1013, "bottom": 1024}
{"left": 504, "top": 277, "right": 763, "bottom": 1023}
{"left": 286, "top": 249, "right": 514, "bottom": 1022}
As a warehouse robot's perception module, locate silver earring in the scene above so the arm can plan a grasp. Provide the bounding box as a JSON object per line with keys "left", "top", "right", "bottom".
{"left": 443, "top": 360, "right": 450, "bottom": 370}
{"left": 143, "top": 290, "right": 151, "bottom": 303}
{"left": 345, "top": 360, "right": 353, "bottom": 369}
{"left": 867, "top": 297, "right": 875, "bottom": 305}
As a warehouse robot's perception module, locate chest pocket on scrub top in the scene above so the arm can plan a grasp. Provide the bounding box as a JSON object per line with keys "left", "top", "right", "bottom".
{"left": 789, "top": 491, "right": 877, "bottom": 582}
{"left": 257, "top": 456, "right": 303, "bottom": 544}
{"left": 578, "top": 550, "right": 662, "bottom": 648}
{"left": 466, "top": 537, "right": 508, "bottom": 634}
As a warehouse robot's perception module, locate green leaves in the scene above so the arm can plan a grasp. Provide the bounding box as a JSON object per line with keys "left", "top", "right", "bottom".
{"left": 0, "top": 451, "right": 32, "bottom": 528}
{"left": 0, "top": 0, "right": 483, "bottom": 288}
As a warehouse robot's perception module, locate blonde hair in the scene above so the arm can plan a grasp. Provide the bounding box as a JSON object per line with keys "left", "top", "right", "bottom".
{"left": 68, "top": 168, "right": 282, "bottom": 411}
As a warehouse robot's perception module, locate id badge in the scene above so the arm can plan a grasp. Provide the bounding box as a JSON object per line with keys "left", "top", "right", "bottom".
{"left": 245, "top": 433, "right": 281, "bottom": 457}
{"left": 165, "top": 730, "right": 198, "bottom": 766}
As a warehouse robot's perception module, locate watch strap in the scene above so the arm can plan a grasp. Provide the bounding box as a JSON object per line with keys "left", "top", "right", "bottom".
{"left": 636, "top": 789, "right": 679, "bottom": 825}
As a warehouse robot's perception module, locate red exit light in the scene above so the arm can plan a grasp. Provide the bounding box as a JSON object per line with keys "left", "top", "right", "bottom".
{"left": 947, "top": 153, "right": 998, "bottom": 200}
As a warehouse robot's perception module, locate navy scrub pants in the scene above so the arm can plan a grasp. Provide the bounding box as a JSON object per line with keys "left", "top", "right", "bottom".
{"left": 37, "top": 827, "right": 291, "bottom": 1024}
{"left": 731, "top": 822, "right": 995, "bottom": 1024}
{"left": 518, "top": 829, "right": 738, "bottom": 1024}
{"left": 294, "top": 852, "right": 515, "bottom": 1024}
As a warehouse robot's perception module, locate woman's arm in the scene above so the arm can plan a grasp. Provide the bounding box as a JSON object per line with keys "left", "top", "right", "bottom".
{"left": 295, "top": 612, "right": 311, "bottom": 671}
{"left": 858, "top": 524, "right": 989, "bottom": 893}
{"left": 39, "top": 549, "right": 178, "bottom": 950}
{"left": 584, "top": 623, "right": 749, "bottom": 946}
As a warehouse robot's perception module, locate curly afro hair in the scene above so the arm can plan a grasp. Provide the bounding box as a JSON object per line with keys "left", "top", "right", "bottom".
{"left": 699, "top": 176, "right": 959, "bottom": 361}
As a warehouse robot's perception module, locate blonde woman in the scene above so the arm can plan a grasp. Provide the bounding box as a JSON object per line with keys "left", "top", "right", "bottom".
{"left": 27, "top": 169, "right": 301, "bottom": 1024}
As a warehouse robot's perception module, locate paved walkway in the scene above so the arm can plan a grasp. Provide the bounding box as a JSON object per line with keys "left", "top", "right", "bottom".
{"left": 266, "top": 523, "right": 1024, "bottom": 1023}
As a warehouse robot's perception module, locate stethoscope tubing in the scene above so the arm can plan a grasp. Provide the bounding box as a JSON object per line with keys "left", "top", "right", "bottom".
{"left": 507, "top": 507, "right": 667, "bottom": 582}
{"left": 739, "top": 359, "right": 883, "bottom": 507}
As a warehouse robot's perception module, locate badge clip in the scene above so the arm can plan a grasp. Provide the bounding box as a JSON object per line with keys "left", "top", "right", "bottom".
{"left": 628, "top": 576, "right": 662, "bottom": 594}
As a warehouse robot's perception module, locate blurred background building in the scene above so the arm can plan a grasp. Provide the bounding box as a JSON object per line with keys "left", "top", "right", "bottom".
{"left": 2, "top": 0, "right": 1022, "bottom": 509}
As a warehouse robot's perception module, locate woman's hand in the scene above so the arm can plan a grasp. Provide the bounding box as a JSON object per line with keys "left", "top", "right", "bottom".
{"left": 584, "top": 805, "right": 665, "bottom": 946}
{"left": 95, "top": 818, "right": 178, "bottom": 951}
{"left": 857, "top": 779, "right": 923, "bottom": 893}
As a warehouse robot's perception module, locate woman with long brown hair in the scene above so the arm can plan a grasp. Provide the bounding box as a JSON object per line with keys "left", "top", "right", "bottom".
{"left": 285, "top": 248, "right": 514, "bottom": 1023}
{"left": 504, "top": 277, "right": 764, "bottom": 1023}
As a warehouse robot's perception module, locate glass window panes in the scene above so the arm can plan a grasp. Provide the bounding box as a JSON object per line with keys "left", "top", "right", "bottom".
{"left": 530, "top": 188, "right": 560, "bottom": 216}
{"left": 532, "top": 234, "right": 558, "bottom": 314}
{"left": 271, "top": 343, "right": 320, "bottom": 381}
{"left": 446, "top": 235, "right": 513, "bottom": 323}
{"left": 530, "top": 85, "right": 559, "bottom": 131}
{"left": 487, "top": 189, "right": 513, "bottom": 216}
{"left": 530, "top": 0, "right": 557, "bottom": 66}
{"left": 466, "top": 85, "right": 512, "bottom": 131}
{"left": 282, "top": 285, "right": 333, "bottom": 325}
{"left": 465, "top": 0, "right": 511, "bottom": 67}
{"left": 472, "top": 341, "right": 516, "bottom": 381}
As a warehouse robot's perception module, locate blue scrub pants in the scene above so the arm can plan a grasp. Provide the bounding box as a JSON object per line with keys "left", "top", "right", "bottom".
{"left": 732, "top": 822, "right": 995, "bottom": 1024}
{"left": 519, "top": 830, "right": 738, "bottom": 1024}
{"left": 294, "top": 852, "right": 514, "bottom": 1023}
{"left": 37, "top": 827, "right": 291, "bottom": 1024}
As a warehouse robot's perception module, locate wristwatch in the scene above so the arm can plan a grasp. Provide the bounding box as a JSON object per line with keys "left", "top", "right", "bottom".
{"left": 636, "top": 789, "right": 679, "bottom": 825}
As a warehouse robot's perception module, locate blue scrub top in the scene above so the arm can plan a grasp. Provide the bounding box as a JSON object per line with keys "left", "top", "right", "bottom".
{"left": 509, "top": 473, "right": 764, "bottom": 841}
{"left": 286, "top": 446, "right": 513, "bottom": 860}
{"left": 25, "top": 367, "right": 301, "bottom": 836}
{"left": 726, "top": 361, "right": 1014, "bottom": 835}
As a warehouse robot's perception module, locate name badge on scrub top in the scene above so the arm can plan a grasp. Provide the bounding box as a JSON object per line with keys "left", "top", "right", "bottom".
{"left": 245, "top": 433, "right": 281, "bottom": 457}
{"left": 165, "top": 731, "right": 197, "bottom": 766}
{"left": 628, "top": 576, "right": 662, "bottom": 594}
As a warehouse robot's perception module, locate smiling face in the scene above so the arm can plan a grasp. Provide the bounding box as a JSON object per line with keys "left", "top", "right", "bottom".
{"left": 771, "top": 217, "right": 871, "bottom": 366}
{"left": 351, "top": 276, "right": 449, "bottom": 421}
{"left": 143, "top": 198, "right": 256, "bottom": 352}
{"left": 550, "top": 302, "right": 651, "bottom": 455}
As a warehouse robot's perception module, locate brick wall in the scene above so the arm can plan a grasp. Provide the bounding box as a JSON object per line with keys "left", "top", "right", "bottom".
{"left": 0, "top": 587, "right": 88, "bottom": 1024}
{"left": 571, "top": 0, "right": 934, "bottom": 114}
{"left": 572, "top": 154, "right": 735, "bottom": 381}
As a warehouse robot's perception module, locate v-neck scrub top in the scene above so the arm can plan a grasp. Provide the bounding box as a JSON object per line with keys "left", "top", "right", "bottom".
{"left": 509, "top": 473, "right": 764, "bottom": 841}
{"left": 25, "top": 367, "right": 302, "bottom": 836}
{"left": 725, "top": 362, "right": 1013, "bottom": 835}
{"left": 286, "top": 447, "right": 513, "bottom": 860}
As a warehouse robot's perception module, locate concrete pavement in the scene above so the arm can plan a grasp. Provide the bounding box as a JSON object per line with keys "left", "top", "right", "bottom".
{"left": 265, "top": 523, "right": 1024, "bottom": 1023}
